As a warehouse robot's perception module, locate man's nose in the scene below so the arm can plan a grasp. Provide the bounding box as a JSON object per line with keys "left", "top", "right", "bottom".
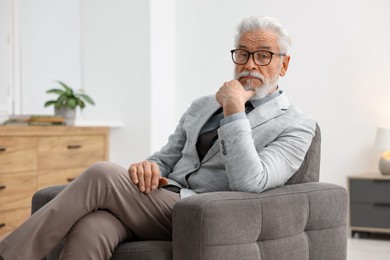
{"left": 245, "top": 54, "right": 257, "bottom": 70}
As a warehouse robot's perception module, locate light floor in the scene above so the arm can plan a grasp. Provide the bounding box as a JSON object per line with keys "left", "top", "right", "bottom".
{"left": 1, "top": 235, "right": 390, "bottom": 259}
{"left": 347, "top": 238, "right": 390, "bottom": 260}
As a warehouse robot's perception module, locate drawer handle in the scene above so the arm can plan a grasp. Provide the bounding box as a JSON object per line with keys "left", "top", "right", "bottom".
{"left": 67, "top": 145, "right": 82, "bottom": 149}
{"left": 373, "top": 179, "right": 390, "bottom": 183}
{"left": 0, "top": 147, "right": 6, "bottom": 152}
{"left": 0, "top": 184, "right": 6, "bottom": 190}
{"left": 67, "top": 178, "right": 75, "bottom": 182}
{"left": 374, "top": 203, "right": 390, "bottom": 207}
{"left": 0, "top": 223, "right": 5, "bottom": 228}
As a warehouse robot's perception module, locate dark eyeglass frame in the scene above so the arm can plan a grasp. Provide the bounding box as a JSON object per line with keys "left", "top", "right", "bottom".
{"left": 230, "top": 49, "right": 286, "bottom": 66}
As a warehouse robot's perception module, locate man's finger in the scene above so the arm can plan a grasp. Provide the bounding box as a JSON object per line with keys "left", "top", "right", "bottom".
{"left": 137, "top": 163, "right": 145, "bottom": 192}
{"left": 142, "top": 162, "right": 152, "bottom": 193}
{"left": 128, "top": 164, "right": 138, "bottom": 184}
{"left": 244, "top": 88, "right": 256, "bottom": 100}
{"left": 150, "top": 162, "right": 161, "bottom": 190}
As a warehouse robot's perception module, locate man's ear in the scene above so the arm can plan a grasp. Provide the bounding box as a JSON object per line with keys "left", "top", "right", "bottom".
{"left": 279, "top": 55, "right": 290, "bottom": 77}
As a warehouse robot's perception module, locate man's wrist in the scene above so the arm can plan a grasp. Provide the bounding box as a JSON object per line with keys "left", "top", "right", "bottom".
{"left": 223, "top": 103, "right": 245, "bottom": 116}
{"left": 220, "top": 112, "right": 246, "bottom": 126}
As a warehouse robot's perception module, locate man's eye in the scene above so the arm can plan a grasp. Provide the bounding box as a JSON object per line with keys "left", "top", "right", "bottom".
{"left": 238, "top": 52, "right": 248, "bottom": 58}
{"left": 258, "top": 53, "right": 268, "bottom": 59}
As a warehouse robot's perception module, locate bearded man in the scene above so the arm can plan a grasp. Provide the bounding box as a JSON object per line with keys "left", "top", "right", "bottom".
{"left": 0, "top": 16, "right": 316, "bottom": 260}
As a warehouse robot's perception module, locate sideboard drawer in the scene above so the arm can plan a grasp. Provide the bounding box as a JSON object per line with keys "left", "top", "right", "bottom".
{"left": 349, "top": 179, "right": 390, "bottom": 204}
{"left": 38, "top": 135, "right": 105, "bottom": 170}
{"left": 0, "top": 171, "right": 37, "bottom": 210}
{"left": 37, "top": 167, "right": 85, "bottom": 189}
{"left": 350, "top": 203, "right": 390, "bottom": 229}
{"left": 0, "top": 208, "right": 31, "bottom": 236}
{"left": 0, "top": 137, "right": 38, "bottom": 173}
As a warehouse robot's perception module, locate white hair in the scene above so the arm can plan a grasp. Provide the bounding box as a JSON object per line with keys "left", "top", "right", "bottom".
{"left": 234, "top": 16, "right": 292, "bottom": 54}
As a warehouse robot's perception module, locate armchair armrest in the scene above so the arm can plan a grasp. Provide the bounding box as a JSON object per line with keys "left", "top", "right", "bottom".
{"left": 31, "top": 185, "right": 67, "bottom": 214}
{"left": 172, "top": 182, "right": 348, "bottom": 260}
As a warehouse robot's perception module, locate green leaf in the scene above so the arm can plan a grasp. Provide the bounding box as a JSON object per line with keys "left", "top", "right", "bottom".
{"left": 56, "top": 80, "right": 71, "bottom": 91}
{"left": 56, "top": 96, "right": 67, "bottom": 107}
{"left": 46, "top": 89, "right": 65, "bottom": 95}
{"left": 78, "top": 100, "right": 86, "bottom": 109}
{"left": 77, "top": 93, "right": 95, "bottom": 105}
{"left": 44, "top": 100, "right": 57, "bottom": 107}
{"left": 57, "top": 81, "right": 74, "bottom": 96}
{"left": 67, "top": 98, "right": 77, "bottom": 109}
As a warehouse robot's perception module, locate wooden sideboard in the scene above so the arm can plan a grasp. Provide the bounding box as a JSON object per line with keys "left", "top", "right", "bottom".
{"left": 0, "top": 126, "right": 109, "bottom": 236}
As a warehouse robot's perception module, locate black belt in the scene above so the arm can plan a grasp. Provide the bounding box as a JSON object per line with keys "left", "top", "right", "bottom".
{"left": 161, "top": 185, "right": 181, "bottom": 193}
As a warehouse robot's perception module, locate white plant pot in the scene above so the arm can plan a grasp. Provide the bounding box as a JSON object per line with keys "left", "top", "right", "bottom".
{"left": 55, "top": 107, "right": 76, "bottom": 126}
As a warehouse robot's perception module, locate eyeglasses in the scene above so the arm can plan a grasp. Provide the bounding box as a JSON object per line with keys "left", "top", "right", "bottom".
{"left": 230, "top": 49, "right": 285, "bottom": 66}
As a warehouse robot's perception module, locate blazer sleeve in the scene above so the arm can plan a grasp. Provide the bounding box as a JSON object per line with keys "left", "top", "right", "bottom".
{"left": 217, "top": 116, "right": 316, "bottom": 193}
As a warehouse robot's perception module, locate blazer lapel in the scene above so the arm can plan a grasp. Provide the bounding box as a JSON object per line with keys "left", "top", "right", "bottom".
{"left": 247, "top": 92, "right": 290, "bottom": 128}
{"left": 193, "top": 99, "right": 221, "bottom": 137}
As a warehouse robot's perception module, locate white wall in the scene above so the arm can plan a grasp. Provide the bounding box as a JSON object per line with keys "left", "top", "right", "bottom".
{"left": 20, "top": 0, "right": 81, "bottom": 114}
{"left": 80, "top": 0, "right": 151, "bottom": 165}
{"left": 174, "top": 0, "right": 390, "bottom": 188}
{"left": 150, "top": 0, "right": 177, "bottom": 152}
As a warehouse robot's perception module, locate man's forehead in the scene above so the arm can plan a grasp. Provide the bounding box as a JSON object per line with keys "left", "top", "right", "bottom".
{"left": 238, "top": 30, "right": 278, "bottom": 50}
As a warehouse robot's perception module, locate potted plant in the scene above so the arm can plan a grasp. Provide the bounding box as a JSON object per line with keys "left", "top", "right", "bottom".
{"left": 44, "top": 80, "right": 95, "bottom": 125}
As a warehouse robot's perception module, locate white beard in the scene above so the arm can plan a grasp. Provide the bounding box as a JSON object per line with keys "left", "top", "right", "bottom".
{"left": 235, "top": 70, "right": 279, "bottom": 100}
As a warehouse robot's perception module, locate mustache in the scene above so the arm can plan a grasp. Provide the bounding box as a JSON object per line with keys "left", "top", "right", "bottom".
{"left": 236, "top": 71, "right": 265, "bottom": 83}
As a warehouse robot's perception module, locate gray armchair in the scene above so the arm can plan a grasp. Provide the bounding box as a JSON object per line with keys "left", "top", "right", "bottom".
{"left": 31, "top": 125, "right": 348, "bottom": 260}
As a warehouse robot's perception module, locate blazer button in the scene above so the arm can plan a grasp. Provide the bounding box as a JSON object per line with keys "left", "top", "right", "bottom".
{"left": 194, "top": 163, "right": 199, "bottom": 169}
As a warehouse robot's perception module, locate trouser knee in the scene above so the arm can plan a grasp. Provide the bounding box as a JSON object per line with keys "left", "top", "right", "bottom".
{"left": 80, "top": 161, "right": 127, "bottom": 184}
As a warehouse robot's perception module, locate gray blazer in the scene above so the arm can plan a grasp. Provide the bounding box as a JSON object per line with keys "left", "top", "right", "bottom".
{"left": 148, "top": 91, "right": 316, "bottom": 197}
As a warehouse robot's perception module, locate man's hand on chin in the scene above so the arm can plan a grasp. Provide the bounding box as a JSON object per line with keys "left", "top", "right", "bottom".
{"left": 215, "top": 79, "right": 256, "bottom": 116}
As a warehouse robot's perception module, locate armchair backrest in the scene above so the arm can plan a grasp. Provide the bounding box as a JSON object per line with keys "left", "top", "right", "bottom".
{"left": 286, "top": 123, "right": 321, "bottom": 185}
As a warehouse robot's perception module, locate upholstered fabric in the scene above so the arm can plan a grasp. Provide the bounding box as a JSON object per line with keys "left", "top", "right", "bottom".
{"left": 30, "top": 124, "right": 348, "bottom": 259}
{"left": 112, "top": 241, "right": 172, "bottom": 260}
{"left": 286, "top": 124, "right": 321, "bottom": 185}
{"left": 172, "top": 182, "right": 347, "bottom": 260}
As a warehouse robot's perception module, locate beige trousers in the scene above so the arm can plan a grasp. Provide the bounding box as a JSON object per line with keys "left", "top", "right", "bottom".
{"left": 0, "top": 162, "right": 180, "bottom": 260}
